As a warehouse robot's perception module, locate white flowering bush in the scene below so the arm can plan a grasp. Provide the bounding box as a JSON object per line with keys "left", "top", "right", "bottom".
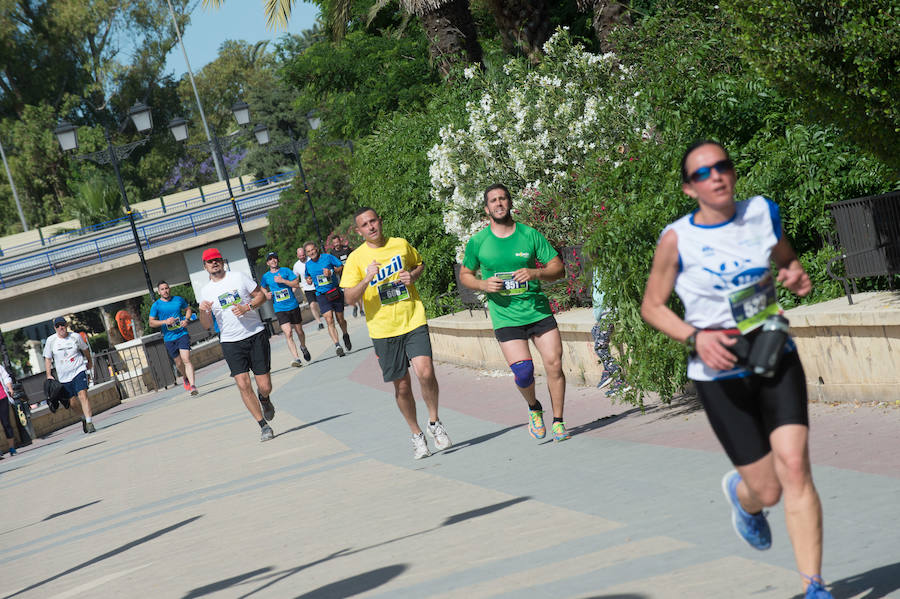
{"left": 428, "top": 28, "right": 647, "bottom": 259}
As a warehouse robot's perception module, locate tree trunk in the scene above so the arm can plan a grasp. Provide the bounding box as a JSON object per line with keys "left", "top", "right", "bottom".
{"left": 124, "top": 298, "right": 145, "bottom": 339}
{"left": 485, "top": 0, "right": 551, "bottom": 63}
{"left": 100, "top": 306, "right": 125, "bottom": 346}
{"left": 577, "top": 0, "right": 632, "bottom": 53}
{"left": 416, "top": 0, "right": 483, "bottom": 77}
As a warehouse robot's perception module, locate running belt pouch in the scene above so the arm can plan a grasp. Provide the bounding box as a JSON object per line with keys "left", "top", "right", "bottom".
{"left": 324, "top": 287, "right": 341, "bottom": 303}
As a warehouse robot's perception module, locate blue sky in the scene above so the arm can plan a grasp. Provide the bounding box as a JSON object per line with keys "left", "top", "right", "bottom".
{"left": 165, "top": 1, "right": 321, "bottom": 78}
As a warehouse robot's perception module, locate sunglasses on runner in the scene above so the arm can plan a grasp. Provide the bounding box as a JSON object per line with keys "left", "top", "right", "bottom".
{"left": 689, "top": 159, "right": 734, "bottom": 183}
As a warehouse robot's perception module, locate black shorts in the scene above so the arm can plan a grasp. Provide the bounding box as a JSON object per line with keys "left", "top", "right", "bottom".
{"left": 275, "top": 307, "right": 303, "bottom": 326}
{"left": 494, "top": 315, "right": 558, "bottom": 343}
{"left": 304, "top": 289, "right": 318, "bottom": 305}
{"left": 372, "top": 325, "right": 432, "bottom": 382}
{"left": 164, "top": 334, "right": 191, "bottom": 358}
{"left": 221, "top": 330, "right": 271, "bottom": 377}
{"left": 694, "top": 350, "right": 809, "bottom": 467}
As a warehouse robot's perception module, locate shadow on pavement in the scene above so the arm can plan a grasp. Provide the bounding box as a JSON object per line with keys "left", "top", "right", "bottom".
{"left": 441, "top": 424, "right": 526, "bottom": 455}
{"left": 96, "top": 415, "right": 140, "bottom": 431}
{"left": 181, "top": 567, "right": 274, "bottom": 599}
{"left": 276, "top": 413, "right": 350, "bottom": 438}
{"left": 42, "top": 499, "right": 102, "bottom": 521}
{"left": 65, "top": 440, "right": 107, "bottom": 454}
{"left": 4, "top": 515, "right": 203, "bottom": 598}
{"left": 442, "top": 496, "right": 531, "bottom": 526}
{"left": 789, "top": 561, "right": 900, "bottom": 599}
{"left": 293, "top": 564, "right": 407, "bottom": 598}
{"left": 568, "top": 411, "right": 642, "bottom": 437}
{"left": 577, "top": 594, "right": 648, "bottom": 599}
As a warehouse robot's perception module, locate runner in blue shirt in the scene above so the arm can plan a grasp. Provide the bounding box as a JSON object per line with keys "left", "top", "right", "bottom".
{"left": 260, "top": 252, "right": 311, "bottom": 367}
{"left": 303, "top": 242, "right": 352, "bottom": 357}
{"left": 149, "top": 281, "right": 198, "bottom": 395}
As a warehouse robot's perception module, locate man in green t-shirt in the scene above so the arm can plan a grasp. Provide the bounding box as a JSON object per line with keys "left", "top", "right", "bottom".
{"left": 460, "top": 183, "right": 569, "bottom": 442}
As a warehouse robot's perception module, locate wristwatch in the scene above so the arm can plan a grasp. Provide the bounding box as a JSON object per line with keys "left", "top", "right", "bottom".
{"left": 684, "top": 328, "right": 700, "bottom": 353}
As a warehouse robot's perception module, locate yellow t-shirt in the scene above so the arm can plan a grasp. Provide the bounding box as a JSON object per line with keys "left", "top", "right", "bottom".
{"left": 340, "top": 237, "right": 427, "bottom": 339}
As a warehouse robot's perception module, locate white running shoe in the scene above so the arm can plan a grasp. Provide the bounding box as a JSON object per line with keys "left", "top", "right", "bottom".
{"left": 411, "top": 432, "right": 431, "bottom": 459}
{"left": 427, "top": 421, "right": 452, "bottom": 451}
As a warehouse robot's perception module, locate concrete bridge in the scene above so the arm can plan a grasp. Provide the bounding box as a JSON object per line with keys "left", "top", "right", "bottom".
{"left": 0, "top": 180, "right": 293, "bottom": 330}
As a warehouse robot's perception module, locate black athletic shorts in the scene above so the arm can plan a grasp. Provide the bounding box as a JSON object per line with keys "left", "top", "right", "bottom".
{"left": 694, "top": 350, "right": 809, "bottom": 467}
{"left": 275, "top": 307, "right": 303, "bottom": 326}
{"left": 494, "top": 315, "right": 558, "bottom": 343}
{"left": 304, "top": 289, "right": 318, "bottom": 305}
{"left": 221, "top": 330, "right": 271, "bottom": 377}
{"left": 372, "top": 324, "right": 432, "bottom": 382}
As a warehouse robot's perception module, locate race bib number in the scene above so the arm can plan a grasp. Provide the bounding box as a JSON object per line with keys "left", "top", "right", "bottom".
{"left": 218, "top": 291, "right": 241, "bottom": 309}
{"left": 273, "top": 288, "right": 290, "bottom": 302}
{"left": 495, "top": 271, "right": 528, "bottom": 296}
{"left": 167, "top": 321, "right": 183, "bottom": 332}
{"left": 316, "top": 274, "right": 331, "bottom": 286}
{"left": 378, "top": 280, "right": 410, "bottom": 305}
{"left": 728, "top": 275, "right": 780, "bottom": 334}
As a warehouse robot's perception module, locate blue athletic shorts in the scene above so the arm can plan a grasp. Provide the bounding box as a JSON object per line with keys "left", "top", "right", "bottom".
{"left": 316, "top": 289, "right": 345, "bottom": 315}
{"left": 164, "top": 334, "right": 191, "bottom": 358}
{"left": 61, "top": 371, "right": 89, "bottom": 399}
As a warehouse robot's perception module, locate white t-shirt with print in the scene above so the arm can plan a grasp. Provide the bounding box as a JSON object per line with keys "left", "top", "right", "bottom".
{"left": 198, "top": 270, "right": 264, "bottom": 343}
{"left": 43, "top": 333, "right": 89, "bottom": 383}
{"left": 292, "top": 259, "right": 316, "bottom": 291}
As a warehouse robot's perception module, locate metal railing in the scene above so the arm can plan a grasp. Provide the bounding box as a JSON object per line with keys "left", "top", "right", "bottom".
{"left": 0, "top": 182, "right": 291, "bottom": 289}
{"left": 0, "top": 171, "right": 296, "bottom": 258}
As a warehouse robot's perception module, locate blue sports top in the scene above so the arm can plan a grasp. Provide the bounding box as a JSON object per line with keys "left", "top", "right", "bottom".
{"left": 260, "top": 267, "right": 300, "bottom": 312}
{"left": 149, "top": 296, "right": 190, "bottom": 342}
{"left": 304, "top": 254, "right": 343, "bottom": 295}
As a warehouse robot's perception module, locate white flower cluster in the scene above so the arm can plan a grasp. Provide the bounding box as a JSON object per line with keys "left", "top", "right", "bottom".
{"left": 428, "top": 28, "right": 646, "bottom": 259}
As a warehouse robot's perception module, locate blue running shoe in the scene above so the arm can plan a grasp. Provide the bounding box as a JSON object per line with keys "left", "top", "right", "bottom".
{"left": 804, "top": 576, "right": 833, "bottom": 599}
{"left": 721, "top": 470, "right": 771, "bottom": 550}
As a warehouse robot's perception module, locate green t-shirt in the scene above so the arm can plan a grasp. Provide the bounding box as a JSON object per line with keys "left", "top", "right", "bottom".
{"left": 462, "top": 222, "right": 558, "bottom": 329}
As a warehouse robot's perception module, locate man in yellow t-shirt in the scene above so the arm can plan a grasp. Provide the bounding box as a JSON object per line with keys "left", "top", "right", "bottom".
{"left": 341, "top": 207, "right": 452, "bottom": 460}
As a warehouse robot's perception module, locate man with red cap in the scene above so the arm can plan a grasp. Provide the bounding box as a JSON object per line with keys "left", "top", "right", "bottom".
{"left": 197, "top": 248, "right": 277, "bottom": 442}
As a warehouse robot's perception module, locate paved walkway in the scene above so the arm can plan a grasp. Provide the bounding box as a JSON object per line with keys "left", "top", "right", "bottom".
{"left": 1, "top": 320, "right": 898, "bottom": 598}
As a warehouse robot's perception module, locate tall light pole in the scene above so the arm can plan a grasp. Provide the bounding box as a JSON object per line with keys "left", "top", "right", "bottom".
{"left": 251, "top": 123, "right": 325, "bottom": 249}
{"left": 53, "top": 101, "right": 156, "bottom": 300}
{"left": 163, "top": 0, "right": 225, "bottom": 182}
{"left": 0, "top": 136, "right": 27, "bottom": 231}
{"left": 168, "top": 101, "right": 257, "bottom": 278}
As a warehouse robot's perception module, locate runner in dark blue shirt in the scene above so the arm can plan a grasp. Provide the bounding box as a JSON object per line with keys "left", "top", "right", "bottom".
{"left": 303, "top": 242, "right": 352, "bottom": 357}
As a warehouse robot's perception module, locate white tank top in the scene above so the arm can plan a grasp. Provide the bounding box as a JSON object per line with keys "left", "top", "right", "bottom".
{"left": 663, "top": 195, "right": 785, "bottom": 381}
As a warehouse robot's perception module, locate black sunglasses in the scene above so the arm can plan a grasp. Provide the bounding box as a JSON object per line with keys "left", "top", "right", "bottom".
{"left": 689, "top": 159, "right": 734, "bottom": 183}
{"left": 54, "top": 323, "right": 66, "bottom": 328}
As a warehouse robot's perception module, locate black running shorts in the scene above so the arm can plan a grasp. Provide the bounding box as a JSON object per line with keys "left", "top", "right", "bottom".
{"left": 372, "top": 324, "right": 432, "bottom": 383}
{"left": 275, "top": 307, "right": 303, "bottom": 326}
{"left": 694, "top": 350, "right": 809, "bottom": 467}
{"left": 221, "top": 330, "right": 271, "bottom": 377}
{"left": 494, "top": 315, "right": 558, "bottom": 343}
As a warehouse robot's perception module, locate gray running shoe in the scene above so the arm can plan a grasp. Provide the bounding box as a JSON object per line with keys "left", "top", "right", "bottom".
{"left": 85, "top": 422, "right": 96, "bottom": 434}
{"left": 411, "top": 432, "right": 431, "bottom": 459}
{"left": 427, "top": 421, "right": 452, "bottom": 451}
{"left": 343, "top": 333, "right": 352, "bottom": 351}
{"left": 317, "top": 323, "right": 324, "bottom": 330}
{"left": 291, "top": 358, "right": 303, "bottom": 368}
{"left": 190, "top": 385, "right": 199, "bottom": 396}
{"left": 336, "top": 346, "right": 345, "bottom": 357}
{"left": 259, "top": 395, "right": 275, "bottom": 421}
{"left": 260, "top": 424, "right": 274, "bottom": 442}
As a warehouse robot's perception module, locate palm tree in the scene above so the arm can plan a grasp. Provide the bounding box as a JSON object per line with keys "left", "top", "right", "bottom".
{"left": 575, "top": 0, "right": 632, "bottom": 52}
{"left": 202, "top": 0, "right": 294, "bottom": 31}
{"left": 482, "top": 0, "right": 551, "bottom": 63}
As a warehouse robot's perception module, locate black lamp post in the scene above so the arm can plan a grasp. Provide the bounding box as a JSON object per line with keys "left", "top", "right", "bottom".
{"left": 168, "top": 101, "right": 258, "bottom": 278}
{"left": 252, "top": 122, "right": 325, "bottom": 250}
{"left": 53, "top": 101, "right": 156, "bottom": 300}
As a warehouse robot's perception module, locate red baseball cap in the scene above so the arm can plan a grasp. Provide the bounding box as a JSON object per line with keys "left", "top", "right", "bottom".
{"left": 201, "top": 248, "right": 223, "bottom": 262}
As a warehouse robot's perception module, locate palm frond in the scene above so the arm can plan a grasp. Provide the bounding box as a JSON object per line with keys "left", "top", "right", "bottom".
{"left": 264, "top": 0, "right": 294, "bottom": 31}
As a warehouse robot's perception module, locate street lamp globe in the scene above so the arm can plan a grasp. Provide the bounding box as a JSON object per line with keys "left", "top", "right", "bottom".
{"left": 306, "top": 112, "right": 321, "bottom": 131}
{"left": 167, "top": 117, "right": 189, "bottom": 142}
{"left": 53, "top": 121, "right": 79, "bottom": 152}
{"left": 231, "top": 101, "right": 251, "bottom": 126}
{"left": 253, "top": 124, "right": 270, "bottom": 146}
{"left": 127, "top": 101, "right": 153, "bottom": 133}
